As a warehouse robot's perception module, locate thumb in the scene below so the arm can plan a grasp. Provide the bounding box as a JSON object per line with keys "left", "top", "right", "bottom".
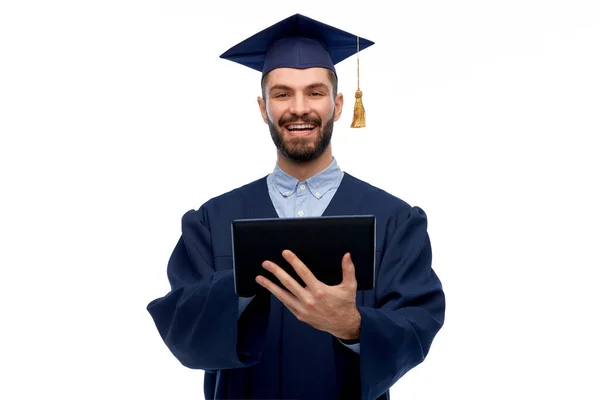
{"left": 341, "top": 253, "right": 357, "bottom": 287}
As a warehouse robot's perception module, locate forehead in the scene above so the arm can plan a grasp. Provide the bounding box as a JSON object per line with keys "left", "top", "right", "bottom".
{"left": 264, "top": 67, "right": 332, "bottom": 89}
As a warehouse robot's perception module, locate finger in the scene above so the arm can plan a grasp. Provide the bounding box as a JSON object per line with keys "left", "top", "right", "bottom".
{"left": 256, "top": 276, "right": 304, "bottom": 322}
{"left": 282, "top": 250, "right": 319, "bottom": 289}
{"left": 262, "top": 260, "right": 309, "bottom": 300}
{"left": 341, "top": 253, "right": 357, "bottom": 289}
{"left": 256, "top": 275, "right": 302, "bottom": 311}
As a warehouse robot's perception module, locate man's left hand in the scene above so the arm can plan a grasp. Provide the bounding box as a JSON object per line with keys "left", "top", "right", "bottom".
{"left": 256, "top": 250, "right": 361, "bottom": 341}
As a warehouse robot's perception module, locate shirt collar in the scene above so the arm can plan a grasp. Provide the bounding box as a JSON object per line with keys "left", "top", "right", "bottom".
{"left": 271, "top": 158, "right": 343, "bottom": 199}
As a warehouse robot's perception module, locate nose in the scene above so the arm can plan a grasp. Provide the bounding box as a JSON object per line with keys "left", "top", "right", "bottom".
{"left": 289, "top": 94, "right": 310, "bottom": 116}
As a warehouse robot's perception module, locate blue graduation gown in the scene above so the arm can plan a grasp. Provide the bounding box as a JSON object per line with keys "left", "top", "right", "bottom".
{"left": 147, "top": 173, "right": 445, "bottom": 400}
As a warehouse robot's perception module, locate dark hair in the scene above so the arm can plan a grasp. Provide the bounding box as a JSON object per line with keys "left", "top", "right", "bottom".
{"left": 261, "top": 69, "right": 338, "bottom": 100}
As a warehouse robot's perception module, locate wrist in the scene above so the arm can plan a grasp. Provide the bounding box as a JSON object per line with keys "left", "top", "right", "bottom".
{"left": 337, "top": 308, "right": 361, "bottom": 341}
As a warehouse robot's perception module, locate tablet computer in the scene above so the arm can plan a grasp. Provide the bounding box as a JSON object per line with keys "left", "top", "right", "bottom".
{"left": 231, "top": 215, "right": 375, "bottom": 297}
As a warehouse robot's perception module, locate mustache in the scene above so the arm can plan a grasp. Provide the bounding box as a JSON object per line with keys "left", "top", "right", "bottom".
{"left": 278, "top": 115, "right": 322, "bottom": 127}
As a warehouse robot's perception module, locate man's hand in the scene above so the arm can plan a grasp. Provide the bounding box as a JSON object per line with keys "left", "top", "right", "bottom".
{"left": 256, "top": 250, "right": 361, "bottom": 341}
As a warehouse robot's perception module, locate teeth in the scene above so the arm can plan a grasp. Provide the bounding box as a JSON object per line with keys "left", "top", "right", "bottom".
{"left": 287, "top": 124, "right": 315, "bottom": 130}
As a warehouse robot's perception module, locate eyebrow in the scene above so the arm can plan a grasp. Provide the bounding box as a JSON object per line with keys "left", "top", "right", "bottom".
{"left": 306, "top": 83, "right": 329, "bottom": 92}
{"left": 269, "top": 84, "right": 292, "bottom": 93}
{"left": 269, "top": 82, "right": 330, "bottom": 94}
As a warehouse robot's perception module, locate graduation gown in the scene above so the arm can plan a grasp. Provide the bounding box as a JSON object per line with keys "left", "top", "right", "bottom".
{"left": 147, "top": 173, "right": 445, "bottom": 400}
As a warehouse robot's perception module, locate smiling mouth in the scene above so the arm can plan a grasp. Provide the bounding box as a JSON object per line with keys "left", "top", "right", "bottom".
{"left": 284, "top": 123, "right": 317, "bottom": 136}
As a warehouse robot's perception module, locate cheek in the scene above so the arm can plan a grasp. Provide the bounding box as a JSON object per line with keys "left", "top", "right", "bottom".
{"left": 265, "top": 102, "right": 279, "bottom": 122}
{"left": 266, "top": 102, "right": 288, "bottom": 124}
{"left": 317, "top": 100, "right": 335, "bottom": 119}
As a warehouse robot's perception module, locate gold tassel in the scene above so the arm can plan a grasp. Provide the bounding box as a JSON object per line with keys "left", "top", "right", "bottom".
{"left": 351, "top": 36, "right": 365, "bottom": 128}
{"left": 351, "top": 89, "right": 366, "bottom": 128}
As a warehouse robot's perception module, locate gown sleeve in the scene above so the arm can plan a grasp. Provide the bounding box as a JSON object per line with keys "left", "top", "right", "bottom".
{"left": 358, "top": 206, "right": 445, "bottom": 400}
{"left": 146, "top": 207, "right": 270, "bottom": 370}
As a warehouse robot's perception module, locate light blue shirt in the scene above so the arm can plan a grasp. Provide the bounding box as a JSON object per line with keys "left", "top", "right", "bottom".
{"left": 239, "top": 158, "right": 360, "bottom": 354}
{"left": 266, "top": 157, "right": 344, "bottom": 219}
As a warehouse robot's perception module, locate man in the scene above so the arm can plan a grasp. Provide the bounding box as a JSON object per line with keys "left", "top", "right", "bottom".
{"left": 147, "top": 14, "right": 445, "bottom": 400}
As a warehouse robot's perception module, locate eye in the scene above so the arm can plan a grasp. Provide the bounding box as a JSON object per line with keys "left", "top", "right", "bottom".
{"left": 309, "top": 92, "right": 324, "bottom": 97}
{"left": 274, "top": 93, "right": 289, "bottom": 98}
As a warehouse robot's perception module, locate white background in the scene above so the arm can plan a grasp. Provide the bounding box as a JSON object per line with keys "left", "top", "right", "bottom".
{"left": 1, "top": 1, "right": 599, "bottom": 399}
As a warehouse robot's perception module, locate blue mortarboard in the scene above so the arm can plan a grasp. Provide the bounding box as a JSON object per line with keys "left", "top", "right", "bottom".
{"left": 220, "top": 13, "right": 374, "bottom": 128}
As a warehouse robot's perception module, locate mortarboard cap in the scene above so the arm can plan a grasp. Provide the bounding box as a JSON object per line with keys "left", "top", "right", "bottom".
{"left": 220, "top": 14, "right": 374, "bottom": 77}
{"left": 220, "top": 13, "right": 374, "bottom": 128}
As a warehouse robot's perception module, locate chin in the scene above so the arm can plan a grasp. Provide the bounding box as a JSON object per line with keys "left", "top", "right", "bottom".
{"left": 269, "top": 117, "right": 332, "bottom": 162}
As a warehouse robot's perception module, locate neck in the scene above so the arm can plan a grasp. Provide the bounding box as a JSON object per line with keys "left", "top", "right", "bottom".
{"left": 277, "top": 146, "right": 333, "bottom": 182}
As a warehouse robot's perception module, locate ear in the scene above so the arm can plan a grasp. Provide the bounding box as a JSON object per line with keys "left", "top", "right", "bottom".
{"left": 333, "top": 93, "right": 344, "bottom": 122}
{"left": 257, "top": 96, "right": 268, "bottom": 124}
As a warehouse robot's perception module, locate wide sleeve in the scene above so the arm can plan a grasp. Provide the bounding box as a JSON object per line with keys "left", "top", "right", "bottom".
{"left": 146, "top": 207, "right": 271, "bottom": 370}
{"left": 358, "top": 206, "right": 445, "bottom": 400}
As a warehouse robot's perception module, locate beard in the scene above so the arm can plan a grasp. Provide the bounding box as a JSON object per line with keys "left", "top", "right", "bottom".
{"left": 267, "top": 113, "right": 334, "bottom": 163}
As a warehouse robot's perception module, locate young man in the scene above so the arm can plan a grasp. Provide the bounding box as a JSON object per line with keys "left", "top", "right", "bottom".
{"left": 147, "top": 14, "right": 445, "bottom": 400}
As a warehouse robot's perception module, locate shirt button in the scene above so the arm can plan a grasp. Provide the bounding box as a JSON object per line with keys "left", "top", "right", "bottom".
{"left": 315, "top": 192, "right": 321, "bottom": 198}
{"left": 284, "top": 191, "right": 291, "bottom": 196}
{"left": 298, "top": 210, "right": 304, "bottom": 217}
{"left": 299, "top": 184, "right": 306, "bottom": 190}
